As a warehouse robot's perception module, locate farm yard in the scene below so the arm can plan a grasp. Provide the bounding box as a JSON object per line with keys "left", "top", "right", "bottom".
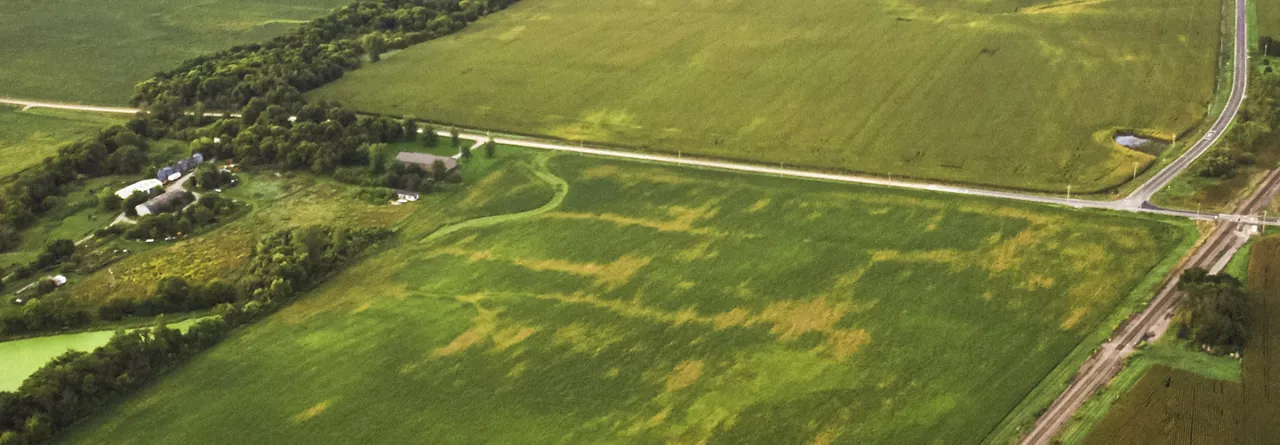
{"left": 314, "top": 0, "right": 1220, "bottom": 192}
{"left": 0, "top": 106, "right": 123, "bottom": 179}
{"left": 0, "top": 0, "right": 348, "bottom": 104}
{"left": 56, "top": 151, "right": 1186, "bottom": 444}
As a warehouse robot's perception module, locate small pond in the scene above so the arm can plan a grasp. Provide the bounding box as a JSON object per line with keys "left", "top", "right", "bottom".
{"left": 1114, "top": 133, "right": 1169, "bottom": 155}
{"left": 0, "top": 318, "right": 204, "bottom": 391}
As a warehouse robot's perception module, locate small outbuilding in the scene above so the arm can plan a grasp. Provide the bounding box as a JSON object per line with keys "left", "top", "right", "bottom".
{"left": 395, "top": 190, "right": 420, "bottom": 202}
{"left": 395, "top": 152, "right": 458, "bottom": 173}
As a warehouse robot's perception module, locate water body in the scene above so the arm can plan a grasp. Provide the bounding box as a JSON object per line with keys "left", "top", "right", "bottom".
{"left": 1114, "top": 133, "right": 1169, "bottom": 155}
{"left": 0, "top": 318, "right": 204, "bottom": 391}
{"left": 1114, "top": 134, "right": 1152, "bottom": 148}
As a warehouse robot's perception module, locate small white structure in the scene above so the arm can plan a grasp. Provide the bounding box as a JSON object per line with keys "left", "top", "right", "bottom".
{"left": 50, "top": 275, "right": 67, "bottom": 287}
{"left": 396, "top": 190, "right": 420, "bottom": 202}
{"left": 115, "top": 179, "right": 164, "bottom": 200}
{"left": 167, "top": 172, "right": 182, "bottom": 182}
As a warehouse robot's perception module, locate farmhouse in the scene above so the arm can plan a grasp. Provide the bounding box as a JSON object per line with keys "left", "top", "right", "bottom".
{"left": 114, "top": 179, "right": 164, "bottom": 200}
{"left": 395, "top": 152, "right": 457, "bottom": 172}
{"left": 135, "top": 190, "right": 191, "bottom": 216}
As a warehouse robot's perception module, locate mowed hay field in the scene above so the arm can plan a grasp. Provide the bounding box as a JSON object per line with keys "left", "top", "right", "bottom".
{"left": 0, "top": 106, "right": 123, "bottom": 179}
{"left": 0, "top": 0, "right": 349, "bottom": 105}
{"left": 314, "top": 0, "right": 1220, "bottom": 192}
{"left": 58, "top": 152, "right": 1186, "bottom": 444}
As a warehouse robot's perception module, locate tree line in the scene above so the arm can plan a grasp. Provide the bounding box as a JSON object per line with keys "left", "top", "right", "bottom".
{"left": 133, "top": 0, "right": 519, "bottom": 110}
{"left": 0, "top": 226, "right": 390, "bottom": 444}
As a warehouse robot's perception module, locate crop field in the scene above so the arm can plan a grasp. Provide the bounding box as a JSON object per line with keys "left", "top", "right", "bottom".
{"left": 1082, "top": 365, "right": 1245, "bottom": 445}
{"left": 0, "top": 0, "right": 349, "bottom": 104}
{"left": 57, "top": 151, "right": 1185, "bottom": 444}
{"left": 0, "top": 106, "right": 123, "bottom": 179}
{"left": 314, "top": 0, "right": 1220, "bottom": 192}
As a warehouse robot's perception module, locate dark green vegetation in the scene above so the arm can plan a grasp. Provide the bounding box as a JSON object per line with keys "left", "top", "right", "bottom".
{"left": 0, "top": 0, "right": 350, "bottom": 104}
{"left": 314, "top": 0, "right": 1221, "bottom": 192}
{"left": 0, "top": 107, "right": 124, "bottom": 180}
{"left": 1172, "top": 268, "right": 1248, "bottom": 354}
{"left": 50, "top": 151, "right": 1186, "bottom": 444}
{"left": 0, "top": 226, "right": 389, "bottom": 445}
{"left": 1077, "top": 236, "right": 1280, "bottom": 444}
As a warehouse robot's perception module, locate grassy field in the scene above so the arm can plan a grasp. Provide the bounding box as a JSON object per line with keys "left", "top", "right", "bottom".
{"left": 56, "top": 150, "right": 1185, "bottom": 444}
{"left": 314, "top": 0, "right": 1220, "bottom": 192}
{"left": 0, "top": 106, "right": 123, "bottom": 179}
{"left": 0, "top": 0, "right": 349, "bottom": 104}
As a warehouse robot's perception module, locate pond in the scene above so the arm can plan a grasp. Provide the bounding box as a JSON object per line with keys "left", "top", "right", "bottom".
{"left": 0, "top": 318, "right": 204, "bottom": 391}
{"left": 1114, "top": 133, "right": 1169, "bottom": 156}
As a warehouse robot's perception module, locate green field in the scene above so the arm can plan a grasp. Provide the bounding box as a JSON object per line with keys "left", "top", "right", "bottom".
{"left": 0, "top": 0, "right": 348, "bottom": 104}
{"left": 314, "top": 0, "right": 1220, "bottom": 192}
{"left": 56, "top": 150, "right": 1185, "bottom": 444}
{"left": 0, "top": 106, "right": 123, "bottom": 179}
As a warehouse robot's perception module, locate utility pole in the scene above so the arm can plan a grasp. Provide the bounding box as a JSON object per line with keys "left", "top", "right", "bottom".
{"left": 1067, "top": 184, "right": 1072, "bottom": 200}
{"left": 1133, "top": 163, "right": 1138, "bottom": 180}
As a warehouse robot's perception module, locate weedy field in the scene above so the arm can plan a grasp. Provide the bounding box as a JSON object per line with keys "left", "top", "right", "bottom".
{"left": 0, "top": 106, "right": 123, "bottom": 179}
{"left": 0, "top": 0, "right": 348, "bottom": 104}
{"left": 57, "top": 150, "right": 1185, "bottom": 444}
{"left": 63, "top": 171, "right": 423, "bottom": 311}
{"left": 314, "top": 0, "right": 1219, "bottom": 192}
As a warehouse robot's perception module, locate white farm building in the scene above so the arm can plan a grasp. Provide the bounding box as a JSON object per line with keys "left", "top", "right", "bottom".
{"left": 115, "top": 179, "right": 164, "bottom": 200}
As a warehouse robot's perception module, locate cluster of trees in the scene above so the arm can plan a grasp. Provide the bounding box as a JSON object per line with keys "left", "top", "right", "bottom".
{"left": 121, "top": 195, "right": 241, "bottom": 241}
{"left": 0, "top": 297, "right": 90, "bottom": 338}
{"left": 97, "top": 278, "right": 239, "bottom": 321}
{"left": 133, "top": 0, "right": 520, "bottom": 110}
{"left": 0, "top": 225, "right": 389, "bottom": 445}
{"left": 1199, "top": 71, "right": 1280, "bottom": 178}
{"left": 242, "top": 226, "right": 390, "bottom": 301}
{"left": 1174, "top": 268, "right": 1248, "bottom": 354}
{"left": 190, "top": 165, "right": 235, "bottom": 191}
{"left": 0, "top": 127, "right": 152, "bottom": 253}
